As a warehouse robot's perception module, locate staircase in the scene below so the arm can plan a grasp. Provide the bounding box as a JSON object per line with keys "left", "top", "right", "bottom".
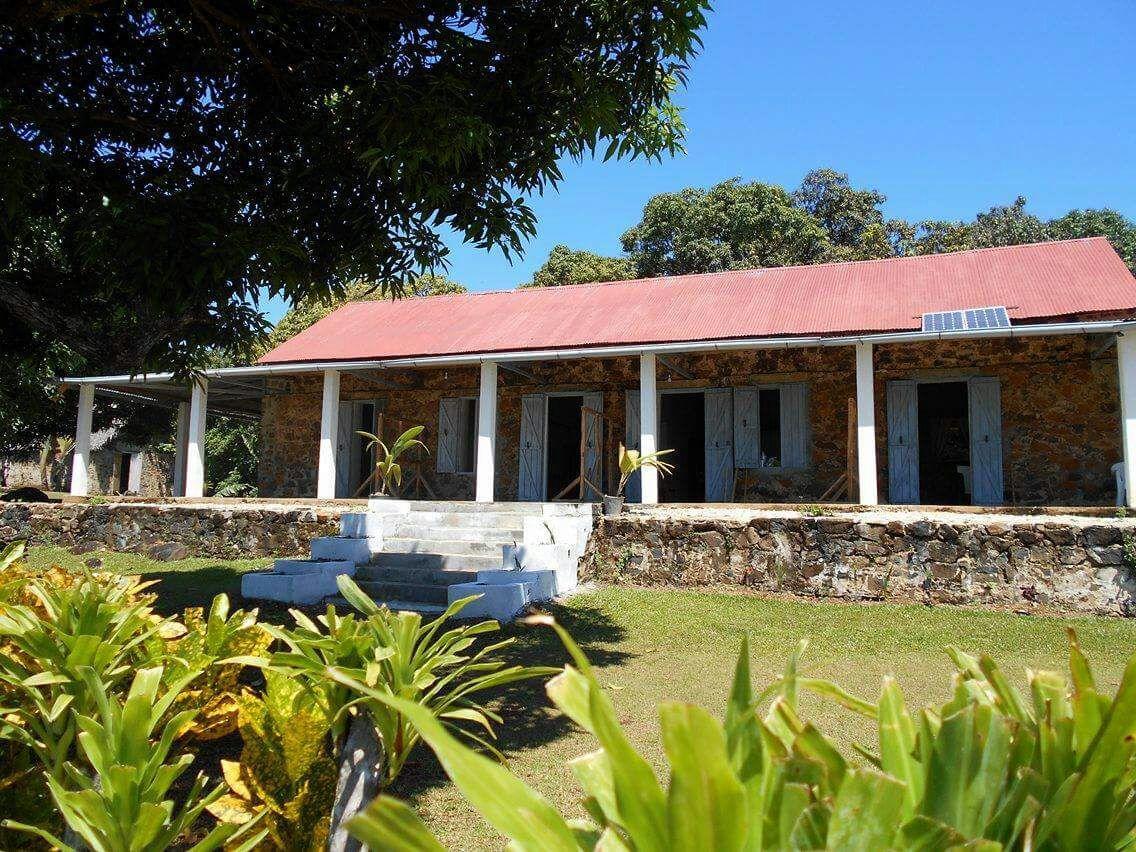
{"left": 242, "top": 500, "right": 594, "bottom": 617}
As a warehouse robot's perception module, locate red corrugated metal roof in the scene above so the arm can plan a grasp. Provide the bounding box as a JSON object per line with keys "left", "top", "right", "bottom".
{"left": 259, "top": 238, "right": 1136, "bottom": 364}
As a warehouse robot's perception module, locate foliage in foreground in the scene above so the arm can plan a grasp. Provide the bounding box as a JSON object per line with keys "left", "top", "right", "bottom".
{"left": 346, "top": 617, "right": 1136, "bottom": 850}
{"left": 3, "top": 666, "right": 264, "bottom": 852}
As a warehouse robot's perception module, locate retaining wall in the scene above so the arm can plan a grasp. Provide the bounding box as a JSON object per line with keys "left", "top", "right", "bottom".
{"left": 0, "top": 501, "right": 342, "bottom": 560}
{"left": 583, "top": 507, "right": 1136, "bottom": 616}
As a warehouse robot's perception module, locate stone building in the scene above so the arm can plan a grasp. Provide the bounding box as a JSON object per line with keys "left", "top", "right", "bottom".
{"left": 61, "top": 237, "right": 1136, "bottom": 510}
{"left": 2, "top": 428, "right": 172, "bottom": 497}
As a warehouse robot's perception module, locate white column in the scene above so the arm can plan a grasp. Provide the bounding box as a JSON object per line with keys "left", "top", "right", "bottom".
{"left": 854, "top": 342, "right": 879, "bottom": 505}
{"left": 317, "top": 369, "right": 341, "bottom": 500}
{"left": 69, "top": 383, "right": 95, "bottom": 496}
{"left": 172, "top": 402, "right": 190, "bottom": 497}
{"left": 475, "top": 361, "right": 498, "bottom": 502}
{"left": 639, "top": 354, "right": 659, "bottom": 504}
{"left": 1118, "top": 333, "right": 1136, "bottom": 508}
{"left": 185, "top": 378, "right": 208, "bottom": 498}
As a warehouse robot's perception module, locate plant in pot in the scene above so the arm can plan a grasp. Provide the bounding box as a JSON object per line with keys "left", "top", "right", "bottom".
{"left": 605, "top": 443, "right": 674, "bottom": 517}
{"left": 357, "top": 425, "right": 428, "bottom": 498}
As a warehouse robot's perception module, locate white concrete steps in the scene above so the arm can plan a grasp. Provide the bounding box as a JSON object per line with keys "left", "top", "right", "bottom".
{"left": 382, "top": 537, "right": 504, "bottom": 557}
{"left": 365, "top": 551, "right": 502, "bottom": 572}
{"left": 356, "top": 580, "right": 450, "bottom": 605}
{"left": 355, "top": 565, "right": 480, "bottom": 585}
{"left": 380, "top": 523, "right": 523, "bottom": 542}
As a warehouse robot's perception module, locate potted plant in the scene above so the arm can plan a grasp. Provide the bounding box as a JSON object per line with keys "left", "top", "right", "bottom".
{"left": 357, "top": 425, "right": 428, "bottom": 498}
{"left": 605, "top": 443, "right": 674, "bottom": 517}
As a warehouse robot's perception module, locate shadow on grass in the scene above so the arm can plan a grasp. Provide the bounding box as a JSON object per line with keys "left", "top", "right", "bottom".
{"left": 388, "top": 596, "right": 631, "bottom": 803}
{"left": 141, "top": 567, "right": 249, "bottom": 616}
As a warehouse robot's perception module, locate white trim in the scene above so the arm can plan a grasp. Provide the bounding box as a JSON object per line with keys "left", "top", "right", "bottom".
{"left": 317, "top": 370, "right": 341, "bottom": 500}
{"left": 855, "top": 342, "right": 879, "bottom": 505}
{"left": 639, "top": 354, "right": 659, "bottom": 504}
{"left": 1118, "top": 334, "right": 1136, "bottom": 508}
{"left": 69, "top": 384, "right": 94, "bottom": 496}
{"left": 475, "top": 362, "right": 498, "bottom": 502}
{"left": 185, "top": 379, "right": 208, "bottom": 498}
{"left": 60, "top": 320, "right": 1136, "bottom": 385}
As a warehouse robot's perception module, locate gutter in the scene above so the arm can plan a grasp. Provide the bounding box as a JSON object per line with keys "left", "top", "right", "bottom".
{"left": 61, "top": 319, "right": 1136, "bottom": 386}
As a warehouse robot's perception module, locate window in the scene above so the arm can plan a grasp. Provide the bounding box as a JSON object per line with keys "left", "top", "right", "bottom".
{"left": 733, "top": 383, "right": 809, "bottom": 470}
{"left": 438, "top": 397, "right": 477, "bottom": 474}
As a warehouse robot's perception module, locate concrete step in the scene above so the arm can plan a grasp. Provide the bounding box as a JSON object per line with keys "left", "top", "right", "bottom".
{"left": 311, "top": 536, "right": 382, "bottom": 563}
{"left": 355, "top": 565, "right": 480, "bottom": 585}
{"left": 379, "top": 524, "right": 523, "bottom": 543}
{"left": 366, "top": 551, "right": 502, "bottom": 572}
{"left": 326, "top": 594, "right": 446, "bottom": 616}
{"left": 356, "top": 580, "right": 449, "bottom": 606}
{"left": 387, "top": 511, "right": 534, "bottom": 530}
{"left": 383, "top": 538, "right": 504, "bottom": 558}
{"left": 369, "top": 500, "right": 591, "bottom": 516}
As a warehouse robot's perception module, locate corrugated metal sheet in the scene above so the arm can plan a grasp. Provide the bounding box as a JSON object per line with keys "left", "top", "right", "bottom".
{"left": 259, "top": 237, "right": 1136, "bottom": 364}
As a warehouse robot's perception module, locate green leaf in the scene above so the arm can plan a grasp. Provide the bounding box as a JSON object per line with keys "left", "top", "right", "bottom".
{"left": 347, "top": 796, "right": 446, "bottom": 851}
{"left": 659, "top": 701, "right": 747, "bottom": 851}
{"left": 825, "top": 767, "right": 905, "bottom": 850}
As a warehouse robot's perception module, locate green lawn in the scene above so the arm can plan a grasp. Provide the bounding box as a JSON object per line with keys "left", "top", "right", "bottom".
{"left": 22, "top": 546, "right": 1136, "bottom": 849}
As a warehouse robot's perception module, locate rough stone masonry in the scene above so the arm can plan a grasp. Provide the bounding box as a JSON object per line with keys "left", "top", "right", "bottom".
{"left": 583, "top": 506, "right": 1136, "bottom": 616}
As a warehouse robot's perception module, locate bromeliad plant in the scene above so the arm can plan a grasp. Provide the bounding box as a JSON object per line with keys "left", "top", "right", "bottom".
{"left": 3, "top": 666, "right": 265, "bottom": 852}
{"left": 616, "top": 442, "right": 674, "bottom": 497}
{"left": 344, "top": 619, "right": 1136, "bottom": 851}
{"left": 357, "top": 424, "right": 428, "bottom": 497}
{"left": 236, "top": 575, "right": 556, "bottom": 784}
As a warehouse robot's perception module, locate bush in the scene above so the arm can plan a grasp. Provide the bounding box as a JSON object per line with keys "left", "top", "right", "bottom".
{"left": 345, "top": 617, "right": 1136, "bottom": 850}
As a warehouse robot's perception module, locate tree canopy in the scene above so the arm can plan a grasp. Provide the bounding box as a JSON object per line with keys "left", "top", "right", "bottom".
{"left": 544, "top": 171, "right": 1136, "bottom": 284}
{"left": 521, "top": 245, "right": 636, "bottom": 288}
{"left": 1, "top": 0, "right": 708, "bottom": 448}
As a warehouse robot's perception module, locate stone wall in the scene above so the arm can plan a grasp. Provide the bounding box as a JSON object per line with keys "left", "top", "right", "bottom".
{"left": 2, "top": 447, "right": 172, "bottom": 497}
{"left": 257, "top": 333, "right": 1122, "bottom": 506}
{"left": 0, "top": 502, "right": 341, "bottom": 559}
{"left": 584, "top": 508, "right": 1136, "bottom": 616}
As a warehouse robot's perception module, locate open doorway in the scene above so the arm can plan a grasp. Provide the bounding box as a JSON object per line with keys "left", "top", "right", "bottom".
{"left": 917, "top": 382, "right": 970, "bottom": 504}
{"left": 546, "top": 395, "right": 583, "bottom": 499}
{"left": 659, "top": 392, "right": 705, "bottom": 502}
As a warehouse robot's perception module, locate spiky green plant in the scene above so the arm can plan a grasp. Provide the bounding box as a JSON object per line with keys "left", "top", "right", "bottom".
{"left": 615, "top": 442, "right": 674, "bottom": 497}
{"left": 2, "top": 666, "right": 264, "bottom": 852}
{"left": 234, "top": 575, "right": 556, "bottom": 785}
{"left": 0, "top": 567, "right": 173, "bottom": 777}
{"left": 344, "top": 619, "right": 1136, "bottom": 850}
{"left": 357, "top": 425, "right": 427, "bottom": 496}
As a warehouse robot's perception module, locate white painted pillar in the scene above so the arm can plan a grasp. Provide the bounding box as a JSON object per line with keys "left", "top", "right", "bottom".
{"left": 639, "top": 354, "right": 659, "bottom": 504}
{"left": 475, "top": 361, "right": 498, "bottom": 502}
{"left": 185, "top": 378, "right": 209, "bottom": 498}
{"left": 854, "top": 343, "right": 879, "bottom": 505}
{"left": 172, "top": 402, "right": 190, "bottom": 497}
{"left": 317, "top": 369, "right": 341, "bottom": 500}
{"left": 1118, "top": 333, "right": 1136, "bottom": 508}
{"left": 69, "top": 383, "right": 95, "bottom": 496}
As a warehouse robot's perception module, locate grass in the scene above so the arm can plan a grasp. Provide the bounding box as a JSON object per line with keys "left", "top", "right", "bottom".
{"left": 20, "top": 546, "right": 1136, "bottom": 849}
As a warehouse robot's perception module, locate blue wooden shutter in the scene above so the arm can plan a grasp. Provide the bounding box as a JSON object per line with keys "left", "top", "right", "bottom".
{"left": 704, "top": 388, "right": 734, "bottom": 502}
{"left": 582, "top": 392, "right": 603, "bottom": 500}
{"left": 733, "top": 387, "right": 760, "bottom": 468}
{"left": 436, "top": 398, "right": 461, "bottom": 474}
{"left": 887, "top": 381, "right": 919, "bottom": 504}
{"left": 779, "top": 383, "right": 810, "bottom": 468}
{"left": 624, "top": 391, "right": 641, "bottom": 502}
{"left": 968, "top": 377, "right": 1004, "bottom": 505}
{"left": 518, "top": 394, "right": 546, "bottom": 501}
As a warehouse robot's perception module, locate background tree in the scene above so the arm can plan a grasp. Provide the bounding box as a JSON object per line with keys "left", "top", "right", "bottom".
{"left": 620, "top": 178, "right": 833, "bottom": 277}
{"left": 1, "top": 0, "right": 709, "bottom": 444}
{"left": 791, "top": 168, "right": 902, "bottom": 261}
{"left": 1047, "top": 208, "right": 1136, "bottom": 273}
{"left": 520, "top": 245, "right": 635, "bottom": 288}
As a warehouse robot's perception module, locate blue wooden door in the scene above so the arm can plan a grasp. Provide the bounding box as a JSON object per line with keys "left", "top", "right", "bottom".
{"left": 968, "top": 377, "right": 1004, "bottom": 505}
{"left": 887, "top": 381, "right": 919, "bottom": 504}
{"left": 518, "top": 394, "right": 546, "bottom": 501}
{"left": 704, "top": 388, "right": 734, "bottom": 502}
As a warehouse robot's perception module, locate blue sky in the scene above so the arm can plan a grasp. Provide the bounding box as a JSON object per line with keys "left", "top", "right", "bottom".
{"left": 263, "top": 0, "right": 1136, "bottom": 322}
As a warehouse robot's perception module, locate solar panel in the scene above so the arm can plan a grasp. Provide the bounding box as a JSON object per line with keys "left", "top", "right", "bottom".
{"left": 922, "top": 306, "right": 1010, "bottom": 333}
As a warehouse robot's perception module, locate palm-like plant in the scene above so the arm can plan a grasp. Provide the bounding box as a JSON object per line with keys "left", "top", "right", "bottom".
{"left": 237, "top": 575, "right": 556, "bottom": 784}
{"left": 615, "top": 442, "right": 675, "bottom": 497}
{"left": 356, "top": 425, "right": 428, "bottom": 496}
{"left": 0, "top": 569, "right": 173, "bottom": 777}
{"left": 345, "top": 620, "right": 1136, "bottom": 851}
{"left": 3, "top": 666, "right": 265, "bottom": 852}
